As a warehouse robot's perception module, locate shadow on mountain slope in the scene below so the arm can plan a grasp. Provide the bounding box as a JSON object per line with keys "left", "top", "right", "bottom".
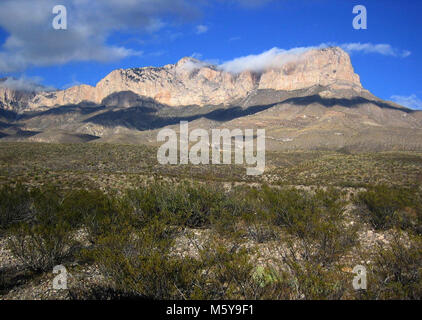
{"left": 83, "top": 94, "right": 417, "bottom": 131}
{"left": 82, "top": 102, "right": 279, "bottom": 131}
{"left": 0, "top": 121, "right": 13, "bottom": 129}
{"left": 17, "top": 91, "right": 165, "bottom": 122}
{"left": 7, "top": 91, "right": 420, "bottom": 134}
{"left": 18, "top": 104, "right": 107, "bottom": 120}
{"left": 0, "top": 108, "right": 18, "bottom": 121}
{"left": 282, "top": 95, "right": 413, "bottom": 113}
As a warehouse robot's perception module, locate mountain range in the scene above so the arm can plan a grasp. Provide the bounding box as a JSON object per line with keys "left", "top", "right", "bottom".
{"left": 1, "top": 46, "right": 422, "bottom": 151}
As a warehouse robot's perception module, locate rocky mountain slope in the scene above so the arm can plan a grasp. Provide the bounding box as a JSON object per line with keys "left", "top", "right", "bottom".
{"left": 1, "top": 46, "right": 421, "bottom": 151}
{"left": 2, "top": 47, "right": 365, "bottom": 111}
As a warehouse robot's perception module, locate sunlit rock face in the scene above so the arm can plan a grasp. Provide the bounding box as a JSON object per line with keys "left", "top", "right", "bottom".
{"left": 0, "top": 83, "right": 35, "bottom": 113}
{"left": 2, "top": 47, "right": 364, "bottom": 112}
{"left": 258, "top": 47, "right": 362, "bottom": 92}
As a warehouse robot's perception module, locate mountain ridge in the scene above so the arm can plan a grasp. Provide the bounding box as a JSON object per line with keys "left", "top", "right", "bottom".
{"left": 2, "top": 46, "right": 369, "bottom": 113}
{"left": 1, "top": 46, "right": 422, "bottom": 151}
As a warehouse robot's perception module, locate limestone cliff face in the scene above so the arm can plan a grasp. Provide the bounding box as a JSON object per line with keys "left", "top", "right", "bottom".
{"left": 4, "top": 47, "right": 364, "bottom": 112}
{"left": 0, "top": 86, "right": 35, "bottom": 113}
{"left": 26, "top": 84, "right": 97, "bottom": 111}
{"left": 93, "top": 58, "right": 258, "bottom": 106}
{"left": 258, "top": 47, "right": 362, "bottom": 91}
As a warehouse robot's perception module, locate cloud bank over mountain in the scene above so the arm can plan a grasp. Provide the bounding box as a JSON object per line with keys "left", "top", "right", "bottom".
{"left": 0, "top": 0, "right": 198, "bottom": 72}
{"left": 0, "top": 0, "right": 412, "bottom": 75}
{"left": 219, "top": 47, "right": 317, "bottom": 74}
{"left": 218, "top": 43, "right": 411, "bottom": 74}
{"left": 0, "top": 76, "right": 52, "bottom": 92}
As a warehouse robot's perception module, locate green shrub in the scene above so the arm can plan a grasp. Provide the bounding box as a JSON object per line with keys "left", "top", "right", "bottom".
{"left": 282, "top": 260, "right": 351, "bottom": 300}
{"left": 260, "top": 187, "right": 357, "bottom": 265}
{"left": 254, "top": 187, "right": 359, "bottom": 299}
{"left": 85, "top": 217, "right": 290, "bottom": 300}
{"left": 366, "top": 232, "right": 422, "bottom": 299}
{"left": 241, "top": 209, "right": 278, "bottom": 243}
{"left": 9, "top": 181, "right": 420, "bottom": 300}
{"left": 125, "top": 183, "right": 160, "bottom": 224}
{"left": 7, "top": 187, "right": 81, "bottom": 272}
{"left": 8, "top": 221, "right": 76, "bottom": 272}
{"left": 250, "top": 266, "right": 293, "bottom": 299}
{"left": 85, "top": 218, "right": 198, "bottom": 299}
{"left": 124, "top": 181, "right": 242, "bottom": 229}
{"left": 262, "top": 187, "right": 344, "bottom": 231}
{"left": 187, "top": 183, "right": 228, "bottom": 228}
{"left": 79, "top": 192, "right": 132, "bottom": 244}
{"left": 191, "top": 239, "right": 255, "bottom": 299}
{"left": 356, "top": 185, "right": 421, "bottom": 232}
{"left": 0, "top": 183, "right": 33, "bottom": 232}
{"left": 209, "top": 186, "right": 253, "bottom": 238}
{"left": 61, "top": 189, "right": 115, "bottom": 230}
{"left": 192, "top": 236, "right": 293, "bottom": 300}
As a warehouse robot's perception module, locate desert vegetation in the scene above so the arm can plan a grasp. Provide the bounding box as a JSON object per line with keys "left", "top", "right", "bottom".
{"left": 1, "top": 149, "right": 421, "bottom": 300}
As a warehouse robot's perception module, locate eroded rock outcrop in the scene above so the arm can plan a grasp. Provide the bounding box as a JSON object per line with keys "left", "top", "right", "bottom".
{"left": 3, "top": 47, "right": 365, "bottom": 112}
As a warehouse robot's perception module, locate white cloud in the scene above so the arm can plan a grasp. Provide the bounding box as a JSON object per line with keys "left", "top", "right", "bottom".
{"left": 218, "top": 42, "right": 411, "bottom": 74}
{"left": 0, "top": 0, "right": 198, "bottom": 73}
{"left": 390, "top": 94, "right": 422, "bottom": 110}
{"left": 195, "top": 25, "right": 209, "bottom": 35}
{"left": 177, "top": 58, "right": 211, "bottom": 73}
{"left": 0, "top": 76, "right": 53, "bottom": 92}
{"left": 219, "top": 45, "right": 325, "bottom": 74}
{"left": 340, "top": 43, "right": 411, "bottom": 58}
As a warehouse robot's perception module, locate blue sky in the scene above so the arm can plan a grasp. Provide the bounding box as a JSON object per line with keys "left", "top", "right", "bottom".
{"left": 0, "top": 0, "right": 421, "bottom": 109}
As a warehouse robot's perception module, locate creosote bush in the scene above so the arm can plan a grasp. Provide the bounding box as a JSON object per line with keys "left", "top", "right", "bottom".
{"left": 252, "top": 186, "right": 359, "bottom": 299}
{"left": 190, "top": 236, "right": 291, "bottom": 300}
{"left": 2, "top": 180, "right": 421, "bottom": 300}
{"left": 356, "top": 185, "right": 421, "bottom": 233}
{"left": 124, "top": 181, "right": 243, "bottom": 229}
{"left": 8, "top": 187, "right": 77, "bottom": 272}
{"left": 236, "top": 187, "right": 279, "bottom": 243}
{"left": 85, "top": 227, "right": 291, "bottom": 300}
{"left": 258, "top": 186, "right": 357, "bottom": 264}
{"left": 5, "top": 185, "right": 127, "bottom": 272}
{"left": 364, "top": 231, "right": 422, "bottom": 300}
{"left": 78, "top": 191, "right": 132, "bottom": 244}
{"left": 0, "top": 183, "right": 33, "bottom": 232}
{"left": 83, "top": 218, "right": 199, "bottom": 299}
